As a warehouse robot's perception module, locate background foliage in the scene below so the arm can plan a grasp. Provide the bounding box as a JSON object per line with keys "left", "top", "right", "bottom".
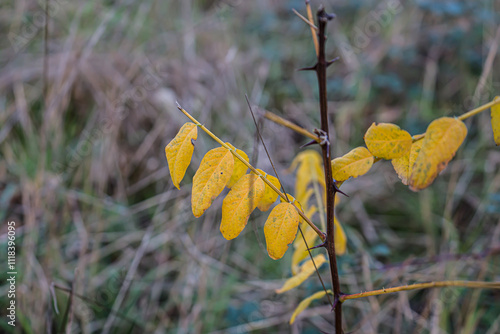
{"left": 0, "top": 0, "right": 499, "bottom": 333}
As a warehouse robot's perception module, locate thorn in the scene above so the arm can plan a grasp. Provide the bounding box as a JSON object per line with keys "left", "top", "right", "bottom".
{"left": 326, "top": 56, "right": 340, "bottom": 67}
{"left": 331, "top": 295, "right": 339, "bottom": 311}
{"left": 308, "top": 240, "right": 327, "bottom": 251}
{"left": 333, "top": 181, "right": 349, "bottom": 197}
{"left": 297, "top": 64, "right": 317, "bottom": 72}
{"left": 300, "top": 139, "right": 318, "bottom": 148}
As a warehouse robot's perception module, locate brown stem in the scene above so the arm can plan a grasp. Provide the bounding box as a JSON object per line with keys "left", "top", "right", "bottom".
{"left": 314, "top": 7, "right": 343, "bottom": 333}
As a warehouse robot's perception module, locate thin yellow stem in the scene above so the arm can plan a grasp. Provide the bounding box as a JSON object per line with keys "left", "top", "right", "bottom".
{"left": 305, "top": 1, "right": 319, "bottom": 56}
{"left": 176, "top": 103, "right": 326, "bottom": 241}
{"left": 263, "top": 111, "right": 320, "bottom": 142}
{"left": 340, "top": 280, "right": 500, "bottom": 302}
{"left": 458, "top": 97, "right": 500, "bottom": 121}
{"left": 411, "top": 98, "right": 500, "bottom": 142}
{"left": 292, "top": 8, "right": 318, "bottom": 32}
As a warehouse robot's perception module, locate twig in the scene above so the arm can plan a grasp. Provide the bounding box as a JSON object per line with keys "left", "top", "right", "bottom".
{"left": 263, "top": 110, "right": 320, "bottom": 142}
{"left": 340, "top": 281, "right": 500, "bottom": 302}
{"left": 310, "top": 7, "right": 343, "bottom": 332}
{"left": 306, "top": 0, "right": 319, "bottom": 56}
{"left": 292, "top": 8, "right": 318, "bottom": 31}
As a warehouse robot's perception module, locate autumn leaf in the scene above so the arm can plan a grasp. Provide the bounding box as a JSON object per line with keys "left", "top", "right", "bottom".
{"left": 192, "top": 147, "right": 234, "bottom": 217}
{"left": 255, "top": 169, "right": 281, "bottom": 212}
{"left": 364, "top": 123, "right": 412, "bottom": 159}
{"left": 391, "top": 140, "right": 423, "bottom": 185}
{"left": 276, "top": 254, "right": 326, "bottom": 293}
{"left": 409, "top": 117, "right": 467, "bottom": 191}
{"left": 264, "top": 202, "right": 301, "bottom": 260}
{"left": 225, "top": 143, "right": 249, "bottom": 188}
{"left": 290, "top": 290, "right": 332, "bottom": 324}
{"left": 334, "top": 216, "right": 347, "bottom": 255}
{"left": 291, "top": 205, "right": 318, "bottom": 274}
{"left": 331, "top": 147, "right": 374, "bottom": 181}
{"left": 289, "top": 150, "right": 326, "bottom": 205}
{"left": 492, "top": 96, "right": 500, "bottom": 145}
{"left": 165, "top": 122, "right": 198, "bottom": 189}
{"left": 220, "top": 173, "right": 265, "bottom": 240}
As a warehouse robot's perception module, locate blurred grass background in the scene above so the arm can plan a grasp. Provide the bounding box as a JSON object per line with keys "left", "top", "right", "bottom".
{"left": 0, "top": 0, "right": 499, "bottom": 333}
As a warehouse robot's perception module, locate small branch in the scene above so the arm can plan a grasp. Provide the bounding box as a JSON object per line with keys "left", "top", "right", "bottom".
{"left": 340, "top": 281, "right": 500, "bottom": 302}
{"left": 458, "top": 97, "right": 500, "bottom": 121}
{"left": 306, "top": 0, "right": 319, "bottom": 56}
{"left": 411, "top": 97, "right": 500, "bottom": 142}
{"left": 176, "top": 102, "right": 326, "bottom": 241}
{"left": 312, "top": 7, "right": 343, "bottom": 333}
{"left": 292, "top": 8, "right": 318, "bottom": 31}
{"left": 263, "top": 110, "right": 321, "bottom": 142}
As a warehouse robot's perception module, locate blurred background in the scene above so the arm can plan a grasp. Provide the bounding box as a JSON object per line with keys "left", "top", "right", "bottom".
{"left": 1, "top": 0, "right": 499, "bottom": 333}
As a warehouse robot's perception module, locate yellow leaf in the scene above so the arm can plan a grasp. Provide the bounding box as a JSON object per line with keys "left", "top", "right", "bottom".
{"left": 220, "top": 173, "right": 265, "bottom": 240}
{"left": 290, "top": 150, "right": 325, "bottom": 205}
{"left": 225, "top": 143, "right": 249, "bottom": 188}
{"left": 409, "top": 117, "right": 467, "bottom": 191}
{"left": 255, "top": 169, "right": 281, "bottom": 212}
{"left": 192, "top": 147, "right": 234, "bottom": 217}
{"left": 264, "top": 202, "right": 301, "bottom": 260}
{"left": 291, "top": 226, "right": 318, "bottom": 275}
{"left": 364, "top": 122, "right": 412, "bottom": 159}
{"left": 334, "top": 216, "right": 347, "bottom": 255}
{"left": 276, "top": 254, "right": 326, "bottom": 293}
{"left": 492, "top": 96, "right": 500, "bottom": 145}
{"left": 331, "top": 147, "right": 374, "bottom": 181}
{"left": 291, "top": 205, "right": 318, "bottom": 274}
{"left": 165, "top": 122, "right": 198, "bottom": 189}
{"left": 391, "top": 140, "right": 423, "bottom": 185}
{"left": 290, "top": 290, "right": 332, "bottom": 324}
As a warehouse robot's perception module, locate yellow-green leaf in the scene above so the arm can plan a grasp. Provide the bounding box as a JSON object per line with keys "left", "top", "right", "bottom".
{"left": 364, "top": 122, "right": 412, "bottom": 159}
{"left": 290, "top": 290, "right": 332, "bottom": 324}
{"left": 225, "top": 143, "right": 249, "bottom": 188}
{"left": 264, "top": 202, "right": 301, "bottom": 260}
{"left": 276, "top": 254, "right": 326, "bottom": 293}
{"left": 165, "top": 122, "right": 198, "bottom": 189}
{"left": 492, "top": 96, "right": 500, "bottom": 145}
{"left": 255, "top": 169, "right": 281, "bottom": 212}
{"left": 331, "top": 147, "right": 374, "bottom": 181}
{"left": 391, "top": 140, "right": 423, "bottom": 185}
{"left": 192, "top": 147, "right": 234, "bottom": 217}
{"left": 220, "top": 173, "right": 265, "bottom": 240}
{"left": 409, "top": 117, "right": 467, "bottom": 191}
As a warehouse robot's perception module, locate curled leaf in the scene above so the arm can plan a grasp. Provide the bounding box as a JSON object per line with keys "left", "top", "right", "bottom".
{"left": 192, "top": 147, "right": 234, "bottom": 217}
{"left": 391, "top": 140, "right": 423, "bottom": 185}
{"left": 220, "top": 173, "right": 265, "bottom": 240}
{"left": 225, "top": 143, "right": 249, "bottom": 188}
{"left": 264, "top": 202, "right": 301, "bottom": 260}
{"left": 331, "top": 147, "right": 374, "bottom": 181}
{"left": 255, "top": 169, "right": 281, "bottom": 212}
{"left": 492, "top": 96, "right": 500, "bottom": 145}
{"left": 364, "top": 122, "right": 412, "bottom": 159}
{"left": 290, "top": 290, "right": 332, "bottom": 324}
{"left": 409, "top": 117, "right": 467, "bottom": 191}
{"left": 276, "top": 254, "right": 326, "bottom": 293}
{"left": 165, "top": 122, "right": 198, "bottom": 189}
